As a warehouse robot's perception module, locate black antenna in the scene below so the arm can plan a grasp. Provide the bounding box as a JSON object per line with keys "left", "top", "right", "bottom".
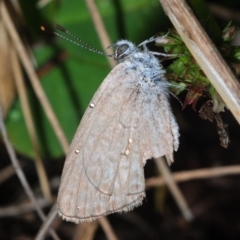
{"left": 41, "top": 24, "right": 112, "bottom": 57}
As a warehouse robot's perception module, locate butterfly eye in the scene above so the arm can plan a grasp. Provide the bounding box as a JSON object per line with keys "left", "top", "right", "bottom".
{"left": 117, "top": 44, "right": 129, "bottom": 54}
{"left": 115, "top": 44, "right": 129, "bottom": 59}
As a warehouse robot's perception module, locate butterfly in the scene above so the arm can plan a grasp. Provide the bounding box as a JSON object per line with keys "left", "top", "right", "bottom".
{"left": 56, "top": 32, "right": 179, "bottom": 223}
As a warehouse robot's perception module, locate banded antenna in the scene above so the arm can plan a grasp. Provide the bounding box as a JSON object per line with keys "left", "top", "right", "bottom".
{"left": 41, "top": 24, "right": 112, "bottom": 57}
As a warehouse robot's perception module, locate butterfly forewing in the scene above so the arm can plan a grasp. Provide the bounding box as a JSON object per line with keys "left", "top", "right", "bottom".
{"left": 58, "top": 63, "right": 147, "bottom": 222}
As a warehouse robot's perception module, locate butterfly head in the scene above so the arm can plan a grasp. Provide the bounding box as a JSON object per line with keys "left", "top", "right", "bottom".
{"left": 108, "top": 40, "right": 138, "bottom": 63}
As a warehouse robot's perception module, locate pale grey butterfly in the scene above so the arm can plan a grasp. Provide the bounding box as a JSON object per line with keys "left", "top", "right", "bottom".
{"left": 50, "top": 25, "right": 179, "bottom": 223}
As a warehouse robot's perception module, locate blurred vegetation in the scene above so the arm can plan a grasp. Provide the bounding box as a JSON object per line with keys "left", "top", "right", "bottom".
{"left": 5, "top": 0, "right": 173, "bottom": 158}
{"left": 6, "top": 0, "right": 240, "bottom": 159}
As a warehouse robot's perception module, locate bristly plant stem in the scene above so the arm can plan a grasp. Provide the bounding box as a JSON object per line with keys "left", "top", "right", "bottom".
{"left": 160, "top": 0, "right": 240, "bottom": 124}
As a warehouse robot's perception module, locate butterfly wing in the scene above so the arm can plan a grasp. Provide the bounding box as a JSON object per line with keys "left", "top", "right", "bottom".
{"left": 57, "top": 62, "right": 179, "bottom": 223}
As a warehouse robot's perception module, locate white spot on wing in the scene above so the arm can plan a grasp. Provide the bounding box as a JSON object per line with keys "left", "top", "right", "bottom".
{"left": 125, "top": 149, "right": 130, "bottom": 155}
{"left": 89, "top": 103, "right": 95, "bottom": 108}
